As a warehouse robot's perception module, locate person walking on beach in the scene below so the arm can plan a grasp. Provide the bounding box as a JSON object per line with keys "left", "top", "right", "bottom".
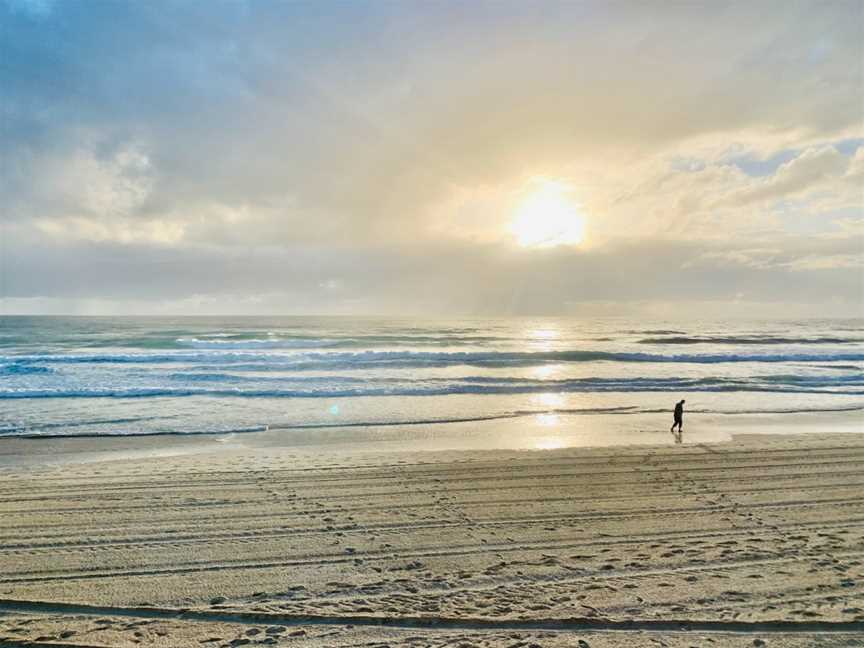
{"left": 671, "top": 399, "right": 685, "bottom": 443}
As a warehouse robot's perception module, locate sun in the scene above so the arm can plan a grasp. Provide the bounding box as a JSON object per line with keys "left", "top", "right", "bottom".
{"left": 509, "top": 180, "right": 585, "bottom": 248}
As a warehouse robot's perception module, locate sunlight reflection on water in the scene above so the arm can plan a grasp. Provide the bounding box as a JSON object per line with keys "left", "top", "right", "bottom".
{"left": 532, "top": 392, "right": 566, "bottom": 409}
{"left": 529, "top": 364, "right": 561, "bottom": 379}
{"left": 525, "top": 326, "right": 561, "bottom": 351}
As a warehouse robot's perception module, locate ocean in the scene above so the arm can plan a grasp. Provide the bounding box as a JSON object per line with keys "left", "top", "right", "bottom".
{"left": 1, "top": 316, "right": 863, "bottom": 449}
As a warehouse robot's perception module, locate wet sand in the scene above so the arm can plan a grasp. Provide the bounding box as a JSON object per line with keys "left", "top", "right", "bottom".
{"left": 1, "top": 432, "right": 863, "bottom": 647}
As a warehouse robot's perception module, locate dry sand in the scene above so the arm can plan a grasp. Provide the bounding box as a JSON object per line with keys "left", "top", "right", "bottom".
{"left": 1, "top": 432, "right": 863, "bottom": 647}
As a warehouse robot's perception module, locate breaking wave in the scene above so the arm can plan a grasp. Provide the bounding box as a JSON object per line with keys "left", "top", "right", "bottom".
{"left": 0, "top": 363, "right": 53, "bottom": 376}
{"left": 5, "top": 349, "right": 864, "bottom": 369}
{"left": 3, "top": 373, "right": 863, "bottom": 399}
{"left": 638, "top": 335, "right": 863, "bottom": 345}
{"left": 3, "top": 316, "right": 862, "bottom": 440}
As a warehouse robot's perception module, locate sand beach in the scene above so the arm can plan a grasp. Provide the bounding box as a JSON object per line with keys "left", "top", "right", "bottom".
{"left": 1, "top": 431, "right": 863, "bottom": 647}
{"left": 4, "top": 0, "right": 863, "bottom": 643}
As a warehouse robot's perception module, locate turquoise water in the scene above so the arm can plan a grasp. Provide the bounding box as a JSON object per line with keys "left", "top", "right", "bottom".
{"left": 1, "top": 316, "right": 862, "bottom": 443}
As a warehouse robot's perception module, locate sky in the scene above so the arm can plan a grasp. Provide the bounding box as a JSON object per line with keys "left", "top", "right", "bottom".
{"left": 1, "top": 0, "right": 862, "bottom": 317}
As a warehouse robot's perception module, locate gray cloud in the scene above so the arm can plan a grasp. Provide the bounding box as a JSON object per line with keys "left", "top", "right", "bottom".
{"left": 2, "top": 233, "right": 861, "bottom": 315}
{"left": 725, "top": 146, "right": 850, "bottom": 207}
{"left": 0, "top": 1, "right": 862, "bottom": 314}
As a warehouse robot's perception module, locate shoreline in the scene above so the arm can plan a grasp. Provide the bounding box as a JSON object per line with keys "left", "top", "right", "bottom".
{"left": 1, "top": 408, "right": 863, "bottom": 468}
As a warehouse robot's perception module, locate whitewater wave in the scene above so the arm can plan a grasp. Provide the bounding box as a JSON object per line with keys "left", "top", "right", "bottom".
{"left": 173, "top": 334, "right": 506, "bottom": 350}
{"left": 3, "top": 376, "right": 862, "bottom": 399}
{"left": 175, "top": 337, "right": 344, "bottom": 350}
{"left": 638, "top": 335, "right": 863, "bottom": 345}
{"left": 0, "top": 363, "right": 53, "bottom": 375}
{"left": 5, "top": 349, "right": 864, "bottom": 369}
{"left": 152, "top": 371, "right": 864, "bottom": 388}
